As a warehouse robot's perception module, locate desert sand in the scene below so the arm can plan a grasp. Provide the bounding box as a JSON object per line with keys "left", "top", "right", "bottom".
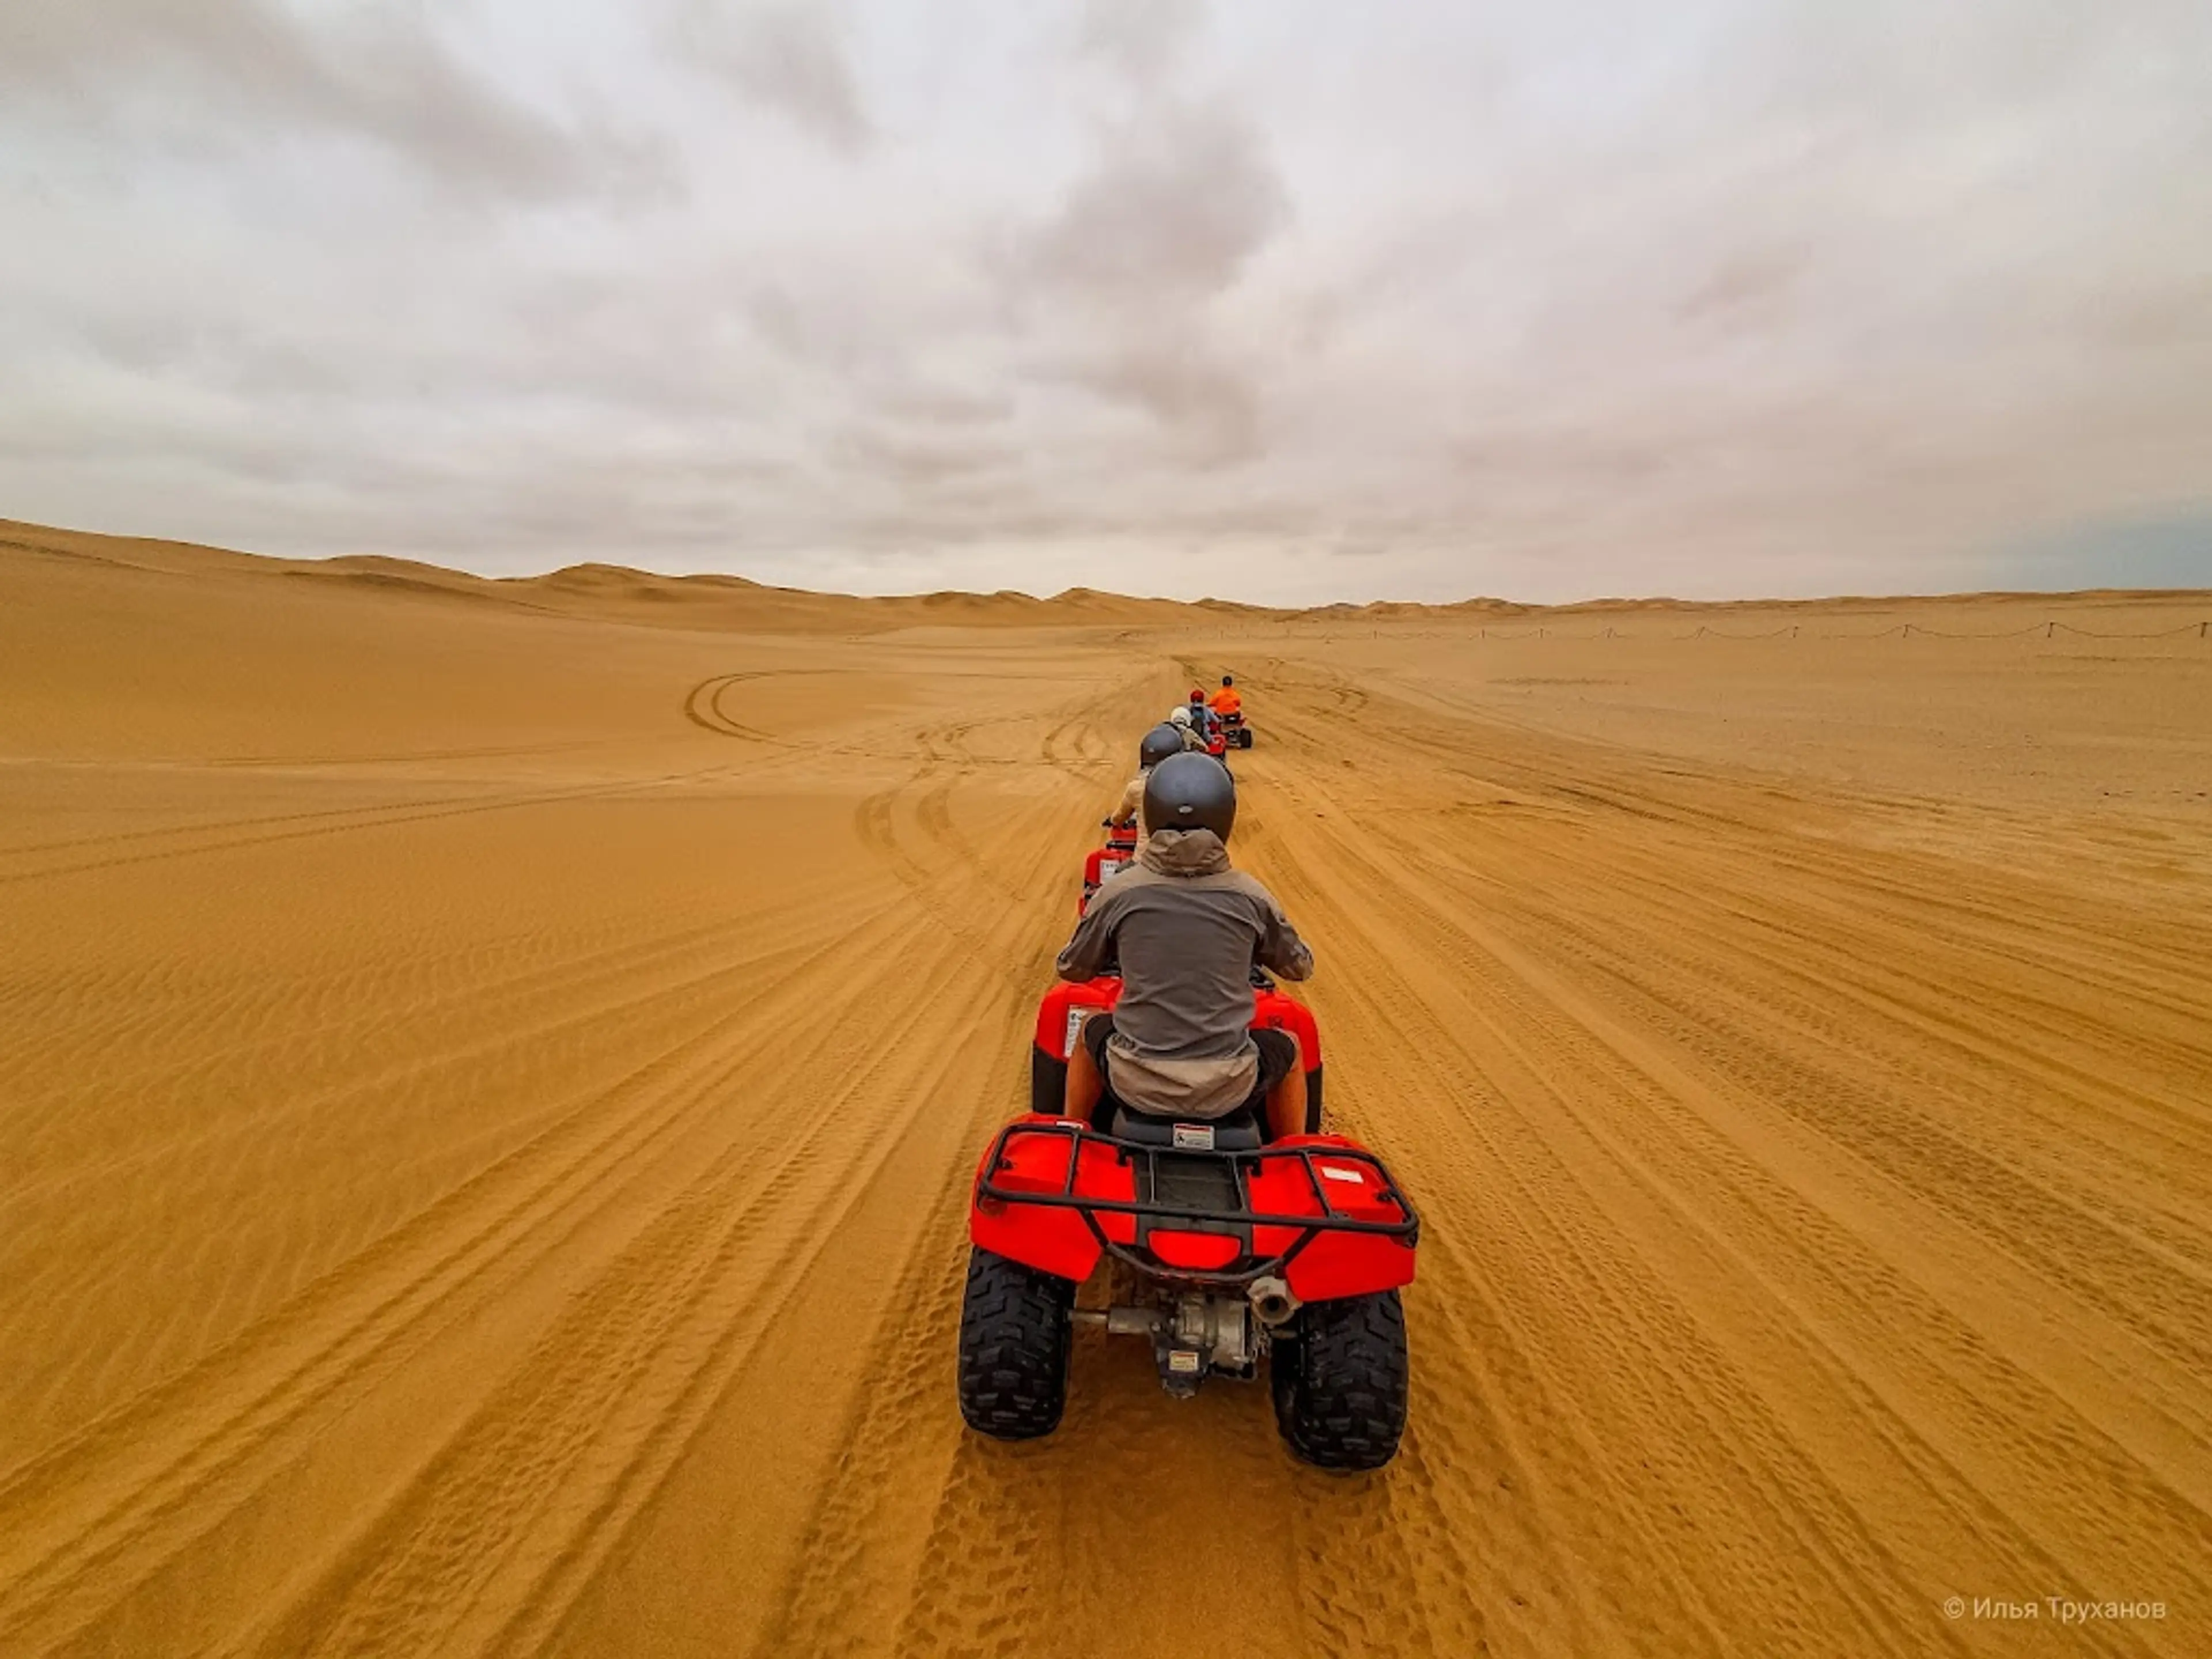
{"left": 3, "top": 517, "right": 2209, "bottom": 1657}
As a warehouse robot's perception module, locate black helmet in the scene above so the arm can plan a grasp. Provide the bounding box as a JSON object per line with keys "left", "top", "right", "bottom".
{"left": 1221, "top": 673, "right": 1233, "bottom": 687}
{"left": 1144, "top": 752, "right": 1236, "bottom": 841}
{"left": 1138, "top": 723, "right": 1182, "bottom": 769}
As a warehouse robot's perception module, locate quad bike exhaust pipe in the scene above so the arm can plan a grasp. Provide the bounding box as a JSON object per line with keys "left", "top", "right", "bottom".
{"left": 1248, "top": 1275, "right": 1300, "bottom": 1327}
{"left": 1072, "top": 1282, "right": 1298, "bottom": 1338}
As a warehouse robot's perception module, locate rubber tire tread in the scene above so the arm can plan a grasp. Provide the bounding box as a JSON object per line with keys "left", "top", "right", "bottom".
{"left": 957, "top": 1245, "right": 1074, "bottom": 1439}
{"left": 1271, "top": 1289, "right": 1408, "bottom": 1470}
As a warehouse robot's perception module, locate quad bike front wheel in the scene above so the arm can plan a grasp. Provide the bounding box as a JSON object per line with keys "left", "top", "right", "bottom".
{"left": 1271, "top": 1289, "right": 1408, "bottom": 1470}
{"left": 958, "top": 1245, "right": 1074, "bottom": 1440}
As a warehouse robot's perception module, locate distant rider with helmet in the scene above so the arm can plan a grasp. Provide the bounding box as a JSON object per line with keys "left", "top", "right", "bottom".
{"left": 1208, "top": 675, "right": 1241, "bottom": 720}
{"left": 1112, "top": 723, "right": 1185, "bottom": 831}
{"left": 1184, "top": 687, "right": 1222, "bottom": 747}
{"left": 1166, "top": 706, "right": 1208, "bottom": 752}
{"left": 1058, "top": 754, "right": 1313, "bottom": 1142}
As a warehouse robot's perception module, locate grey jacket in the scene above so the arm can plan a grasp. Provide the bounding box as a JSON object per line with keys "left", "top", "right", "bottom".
{"left": 1055, "top": 828, "right": 1315, "bottom": 1116}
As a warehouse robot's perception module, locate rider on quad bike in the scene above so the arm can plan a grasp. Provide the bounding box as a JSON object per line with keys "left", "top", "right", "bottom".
{"left": 1172, "top": 691, "right": 1230, "bottom": 764}
{"left": 1185, "top": 688, "right": 1225, "bottom": 749}
{"left": 1082, "top": 723, "right": 1184, "bottom": 913}
{"left": 1058, "top": 753, "right": 1311, "bottom": 1141}
{"left": 1209, "top": 675, "right": 1253, "bottom": 748}
{"left": 1112, "top": 722, "right": 1185, "bottom": 832}
{"left": 961, "top": 752, "right": 1415, "bottom": 1467}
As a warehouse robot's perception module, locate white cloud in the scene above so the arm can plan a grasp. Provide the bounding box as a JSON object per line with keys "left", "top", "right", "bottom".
{"left": 1, "top": 0, "right": 2207, "bottom": 601}
{"left": 676, "top": 2, "right": 874, "bottom": 156}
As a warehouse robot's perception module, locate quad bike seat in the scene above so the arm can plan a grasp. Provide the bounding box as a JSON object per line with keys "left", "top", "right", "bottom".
{"left": 1108, "top": 1104, "right": 1265, "bottom": 1152}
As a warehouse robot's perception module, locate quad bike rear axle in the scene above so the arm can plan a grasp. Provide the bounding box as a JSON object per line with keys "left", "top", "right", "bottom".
{"left": 1070, "top": 1274, "right": 1300, "bottom": 1396}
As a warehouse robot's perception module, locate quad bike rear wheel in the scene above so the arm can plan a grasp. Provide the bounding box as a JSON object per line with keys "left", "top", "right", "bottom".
{"left": 958, "top": 1245, "right": 1074, "bottom": 1439}
{"left": 1271, "top": 1289, "right": 1408, "bottom": 1470}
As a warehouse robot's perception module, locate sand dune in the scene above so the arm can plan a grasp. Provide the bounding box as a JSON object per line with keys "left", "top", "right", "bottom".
{"left": 2, "top": 524, "right": 2209, "bottom": 1657}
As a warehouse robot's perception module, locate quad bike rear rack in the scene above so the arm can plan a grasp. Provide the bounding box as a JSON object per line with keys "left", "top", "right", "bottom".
{"left": 976, "top": 1119, "right": 1419, "bottom": 1287}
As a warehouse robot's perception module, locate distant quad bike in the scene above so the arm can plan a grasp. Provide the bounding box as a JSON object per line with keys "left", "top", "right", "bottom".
{"left": 1079, "top": 820, "right": 1141, "bottom": 915}
{"left": 959, "top": 975, "right": 1417, "bottom": 1470}
{"left": 1218, "top": 709, "right": 1254, "bottom": 749}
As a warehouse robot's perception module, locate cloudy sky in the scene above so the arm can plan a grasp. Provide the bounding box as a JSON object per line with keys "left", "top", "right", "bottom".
{"left": 2, "top": 1, "right": 2208, "bottom": 602}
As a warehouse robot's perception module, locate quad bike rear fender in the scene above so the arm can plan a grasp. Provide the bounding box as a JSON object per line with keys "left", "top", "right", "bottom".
{"left": 969, "top": 1119, "right": 1417, "bottom": 1298}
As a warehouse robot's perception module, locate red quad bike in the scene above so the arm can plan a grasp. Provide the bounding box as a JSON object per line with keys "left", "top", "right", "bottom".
{"left": 959, "top": 974, "right": 1418, "bottom": 1470}
{"left": 1078, "top": 820, "right": 1141, "bottom": 915}
{"left": 1218, "top": 710, "right": 1254, "bottom": 749}
{"left": 1203, "top": 722, "right": 1233, "bottom": 766}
